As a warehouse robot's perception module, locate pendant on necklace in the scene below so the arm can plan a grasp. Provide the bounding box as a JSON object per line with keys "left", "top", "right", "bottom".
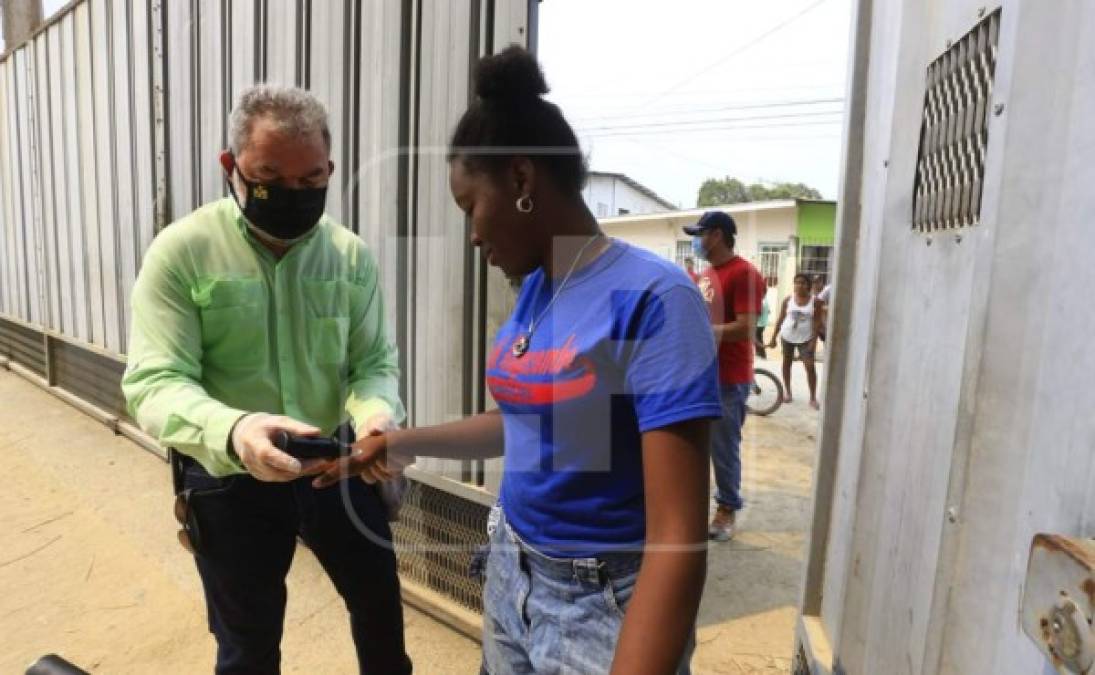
{"left": 511, "top": 334, "right": 531, "bottom": 358}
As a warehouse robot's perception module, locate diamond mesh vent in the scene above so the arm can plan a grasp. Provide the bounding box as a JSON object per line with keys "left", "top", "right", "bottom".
{"left": 912, "top": 9, "right": 1001, "bottom": 232}
{"left": 392, "top": 481, "right": 490, "bottom": 613}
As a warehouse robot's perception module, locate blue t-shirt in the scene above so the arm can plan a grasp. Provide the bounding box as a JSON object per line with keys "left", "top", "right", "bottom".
{"left": 488, "top": 240, "right": 722, "bottom": 557}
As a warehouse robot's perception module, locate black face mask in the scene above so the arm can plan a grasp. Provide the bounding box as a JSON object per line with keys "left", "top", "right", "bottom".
{"left": 228, "top": 168, "right": 328, "bottom": 242}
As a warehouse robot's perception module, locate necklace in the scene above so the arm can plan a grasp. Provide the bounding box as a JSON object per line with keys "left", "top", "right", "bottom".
{"left": 511, "top": 235, "right": 604, "bottom": 358}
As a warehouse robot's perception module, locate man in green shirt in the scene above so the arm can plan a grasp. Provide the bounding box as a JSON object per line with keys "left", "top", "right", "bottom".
{"left": 122, "top": 85, "right": 411, "bottom": 674}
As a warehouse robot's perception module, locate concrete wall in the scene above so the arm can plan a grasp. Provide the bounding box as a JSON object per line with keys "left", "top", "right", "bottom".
{"left": 600, "top": 218, "right": 677, "bottom": 259}
{"left": 735, "top": 206, "right": 799, "bottom": 262}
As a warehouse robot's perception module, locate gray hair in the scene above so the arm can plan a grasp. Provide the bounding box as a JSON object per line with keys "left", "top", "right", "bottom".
{"left": 228, "top": 84, "right": 331, "bottom": 155}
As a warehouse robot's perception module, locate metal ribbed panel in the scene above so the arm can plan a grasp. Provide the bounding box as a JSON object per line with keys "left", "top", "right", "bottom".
{"left": 0, "top": 317, "right": 46, "bottom": 376}
{"left": 50, "top": 337, "right": 128, "bottom": 420}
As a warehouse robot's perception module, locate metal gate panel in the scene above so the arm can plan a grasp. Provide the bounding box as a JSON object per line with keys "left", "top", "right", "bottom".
{"left": 129, "top": 0, "right": 157, "bottom": 265}
{"left": 74, "top": 2, "right": 107, "bottom": 347}
{"left": 26, "top": 41, "right": 45, "bottom": 330}
{"left": 408, "top": 0, "right": 475, "bottom": 482}
{"left": 354, "top": 0, "right": 404, "bottom": 332}
{"left": 227, "top": 0, "right": 260, "bottom": 139}
{"left": 477, "top": 0, "right": 534, "bottom": 494}
{"left": 801, "top": 2, "right": 1095, "bottom": 674}
{"left": 15, "top": 48, "right": 30, "bottom": 325}
{"left": 90, "top": 0, "right": 122, "bottom": 353}
{"left": 5, "top": 51, "right": 29, "bottom": 322}
{"left": 60, "top": 12, "right": 90, "bottom": 343}
{"left": 264, "top": 0, "right": 304, "bottom": 87}
{"left": 832, "top": 4, "right": 1000, "bottom": 673}
{"left": 45, "top": 24, "right": 70, "bottom": 338}
{"left": 24, "top": 48, "right": 41, "bottom": 325}
{"left": 195, "top": 0, "right": 229, "bottom": 209}
{"left": 110, "top": 0, "right": 136, "bottom": 354}
{"left": 33, "top": 35, "right": 60, "bottom": 334}
{"left": 0, "top": 65, "right": 12, "bottom": 318}
{"left": 164, "top": 0, "right": 196, "bottom": 220}
{"left": 927, "top": 4, "right": 1095, "bottom": 672}
{"left": 307, "top": 0, "right": 351, "bottom": 226}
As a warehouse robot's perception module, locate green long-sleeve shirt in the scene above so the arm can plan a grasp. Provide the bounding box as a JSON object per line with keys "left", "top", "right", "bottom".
{"left": 122, "top": 198, "right": 405, "bottom": 477}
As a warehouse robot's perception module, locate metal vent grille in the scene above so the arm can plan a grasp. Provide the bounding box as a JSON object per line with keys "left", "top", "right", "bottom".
{"left": 912, "top": 9, "right": 1001, "bottom": 232}
{"left": 0, "top": 317, "right": 46, "bottom": 377}
{"left": 392, "top": 481, "right": 490, "bottom": 613}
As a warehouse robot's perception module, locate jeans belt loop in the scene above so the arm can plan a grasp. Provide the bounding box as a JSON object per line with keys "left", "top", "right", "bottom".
{"left": 573, "top": 558, "right": 602, "bottom": 584}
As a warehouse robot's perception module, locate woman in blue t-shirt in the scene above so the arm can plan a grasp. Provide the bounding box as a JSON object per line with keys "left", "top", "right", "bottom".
{"left": 314, "top": 47, "right": 722, "bottom": 675}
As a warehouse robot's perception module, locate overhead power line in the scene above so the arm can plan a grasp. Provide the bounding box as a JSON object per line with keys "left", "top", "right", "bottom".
{"left": 582, "top": 118, "right": 844, "bottom": 139}
{"left": 576, "top": 109, "right": 844, "bottom": 134}
{"left": 567, "top": 96, "right": 846, "bottom": 126}
{"left": 638, "top": 0, "right": 834, "bottom": 110}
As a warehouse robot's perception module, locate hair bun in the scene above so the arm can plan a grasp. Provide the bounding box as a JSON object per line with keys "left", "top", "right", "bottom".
{"left": 474, "top": 45, "right": 549, "bottom": 102}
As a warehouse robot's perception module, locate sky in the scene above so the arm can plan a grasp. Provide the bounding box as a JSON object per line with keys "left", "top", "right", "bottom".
{"left": 538, "top": 0, "right": 853, "bottom": 207}
{"left": 5, "top": 0, "right": 853, "bottom": 208}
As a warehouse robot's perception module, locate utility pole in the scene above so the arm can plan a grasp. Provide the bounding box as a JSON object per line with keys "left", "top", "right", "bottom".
{"left": 1, "top": 0, "right": 44, "bottom": 54}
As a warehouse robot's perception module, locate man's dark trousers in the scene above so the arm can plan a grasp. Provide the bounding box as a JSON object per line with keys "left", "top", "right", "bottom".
{"left": 183, "top": 459, "right": 412, "bottom": 674}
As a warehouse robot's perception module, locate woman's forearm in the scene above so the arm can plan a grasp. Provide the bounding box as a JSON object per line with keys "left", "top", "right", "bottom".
{"left": 610, "top": 548, "right": 706, "bottom": 675}
{"left": 388, "top": 409, "right": 505, "bottom": 461}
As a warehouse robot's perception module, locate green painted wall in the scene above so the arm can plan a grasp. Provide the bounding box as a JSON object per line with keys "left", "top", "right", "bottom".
{"left": 796, "top": 201, "right": 837, "bottom": 242}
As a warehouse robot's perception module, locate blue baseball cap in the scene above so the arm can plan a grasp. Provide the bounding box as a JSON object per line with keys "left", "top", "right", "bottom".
{"left": 683, "top": 210, "right": 737, "bottom": 238}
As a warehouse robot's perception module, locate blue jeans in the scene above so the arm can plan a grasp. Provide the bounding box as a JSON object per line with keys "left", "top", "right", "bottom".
{"left": 480, "top": 506, "right": 694, "bottom": 674}
{"left": 711, "top": 383, "right": 750, "bottom": 511}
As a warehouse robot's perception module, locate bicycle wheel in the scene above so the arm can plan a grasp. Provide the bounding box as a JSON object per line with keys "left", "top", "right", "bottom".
{"left": 747, "top": 367, "right": 784, "bottom": 416}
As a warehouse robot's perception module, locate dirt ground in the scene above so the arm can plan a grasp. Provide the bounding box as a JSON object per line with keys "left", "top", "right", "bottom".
{"left": 0, "top": 354, "right": 821, "bottom": 674}
{"left": 694, "top": 352, "right": 823, "bottom": 674}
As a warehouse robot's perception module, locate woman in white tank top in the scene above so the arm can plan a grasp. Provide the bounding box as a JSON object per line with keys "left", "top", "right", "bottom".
{"left": 767, "top": 273, "right": 824, "bottom": 409}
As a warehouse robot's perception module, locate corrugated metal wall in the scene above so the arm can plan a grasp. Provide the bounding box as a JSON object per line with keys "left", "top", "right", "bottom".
{"left": 0, "top": 0, "right": 529, "bottom": 492}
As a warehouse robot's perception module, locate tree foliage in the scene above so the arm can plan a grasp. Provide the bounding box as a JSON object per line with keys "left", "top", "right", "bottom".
{"left": 696, "top": 176, "right": 823, "bottom": 206}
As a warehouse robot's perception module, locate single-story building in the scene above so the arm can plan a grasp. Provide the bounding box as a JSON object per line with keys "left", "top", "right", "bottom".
{"left": 599, "top": 199, "right": 837, "bottom": 292}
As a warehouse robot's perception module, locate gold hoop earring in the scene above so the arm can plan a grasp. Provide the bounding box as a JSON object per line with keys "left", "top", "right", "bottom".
{"left": 516, "top": 196, "right": 534, "bottom": 213}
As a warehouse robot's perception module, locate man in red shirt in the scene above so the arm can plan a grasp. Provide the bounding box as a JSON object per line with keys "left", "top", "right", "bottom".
{"left": 684, "top": 211, "right": 765, "bottom": 541}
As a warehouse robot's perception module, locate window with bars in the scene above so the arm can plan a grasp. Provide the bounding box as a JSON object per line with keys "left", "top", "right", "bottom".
{"left": 798, "top": 244, "right": 833, "bottom": 279}
{"left": 758, "top": 243, "right": 787, "bottom": 288}
{"left": 675, "top": 240, "right": 692, "bottom": 265}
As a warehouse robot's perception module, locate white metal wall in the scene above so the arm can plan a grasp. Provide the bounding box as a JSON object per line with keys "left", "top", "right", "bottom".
{"left": 800, "top": 1, "right": 1095, "bottom": 674}
{"left": 0, "top": 0, "right": 534, "bottom": 489}
{"left": 0, "top": 1, "right": 158, "bottom": 353}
